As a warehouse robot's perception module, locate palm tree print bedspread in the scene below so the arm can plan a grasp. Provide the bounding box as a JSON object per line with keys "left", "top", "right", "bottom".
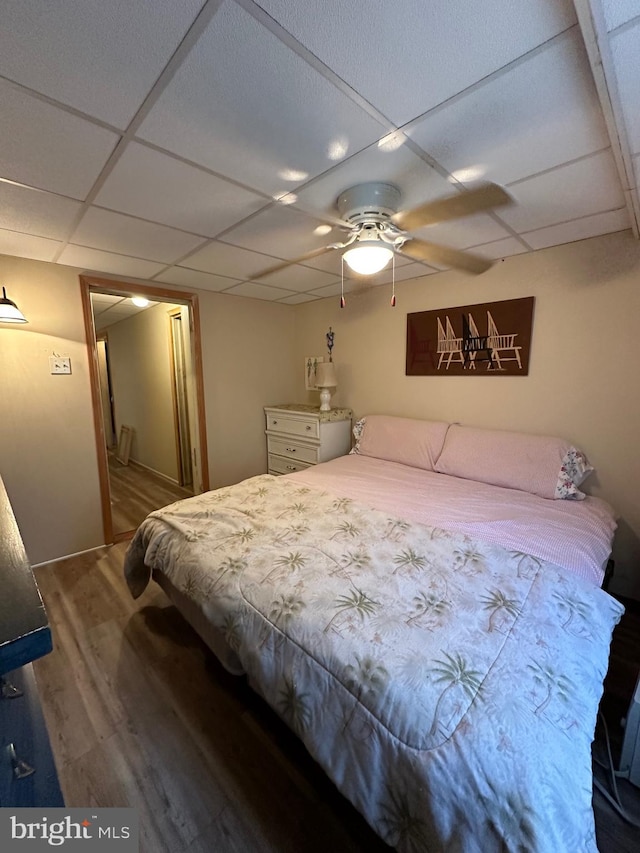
{"left": 124, "top": 474, "right": 624, "bottom": 852}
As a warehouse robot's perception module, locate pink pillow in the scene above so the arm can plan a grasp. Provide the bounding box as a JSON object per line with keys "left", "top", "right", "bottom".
{"left": 351, "top": 415, "right": 450, "bottom": 472}
{"left": 434, "top": 424, "right": 593, "bottom": 500}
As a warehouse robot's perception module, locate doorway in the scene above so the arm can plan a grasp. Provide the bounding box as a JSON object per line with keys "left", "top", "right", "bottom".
{"left": 168, "top": 308, "right": 193, "bottom": 489}
{"left": 81, "top": 276, "right": 209, "bottom": 544}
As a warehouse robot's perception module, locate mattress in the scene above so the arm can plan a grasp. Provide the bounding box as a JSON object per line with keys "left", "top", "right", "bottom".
{"left": 124, "top": 466, "right": 623, "bottom": 852}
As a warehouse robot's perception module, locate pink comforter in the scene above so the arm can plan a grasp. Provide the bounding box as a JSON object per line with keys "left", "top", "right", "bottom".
{"left": 288, "top": 454, "right": 616, "bottom": 586}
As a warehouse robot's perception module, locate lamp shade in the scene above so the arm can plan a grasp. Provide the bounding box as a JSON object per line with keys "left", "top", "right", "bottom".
{"left": 0, "top": 287, "right": 27, "bottom": 323}
{"left": 315, "top": 361, "right": 337, "bottom": 387}
{"left": 343, "top": 241, "right": 393, "bottom": 275}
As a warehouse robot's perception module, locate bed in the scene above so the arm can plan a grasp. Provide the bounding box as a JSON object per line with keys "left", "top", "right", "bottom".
{"left": 124, "top": 415, "right": 624, "bottom": 852}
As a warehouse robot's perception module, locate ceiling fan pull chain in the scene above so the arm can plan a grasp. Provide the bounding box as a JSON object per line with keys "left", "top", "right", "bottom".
{"left": 340, "top": 256, "right": 346, "bottom": 308}
{"left": 390, "top": 254, "right": 396, "bottom": 307}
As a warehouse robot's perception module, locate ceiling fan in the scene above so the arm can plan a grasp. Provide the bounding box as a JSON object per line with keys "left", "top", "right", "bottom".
{"left": 251, "top": 181, "right": 514, "bottom": 285}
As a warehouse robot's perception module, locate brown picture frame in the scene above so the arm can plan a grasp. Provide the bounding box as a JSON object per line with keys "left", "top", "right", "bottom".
{"left": 406, "top": 296, "right": 534, "bottom": 376}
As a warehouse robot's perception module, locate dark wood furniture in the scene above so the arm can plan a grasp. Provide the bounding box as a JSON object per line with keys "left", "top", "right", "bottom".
{"left": 0, "top": 476, "right": 63, "bottom": 807}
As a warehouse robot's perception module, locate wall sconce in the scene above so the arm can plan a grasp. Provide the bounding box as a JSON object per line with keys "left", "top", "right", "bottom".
{"left": 315, "top": 361, "right": 337, "bottom": 411}
{"left": 0, "top": 287, "right": 28, "bottom": 323}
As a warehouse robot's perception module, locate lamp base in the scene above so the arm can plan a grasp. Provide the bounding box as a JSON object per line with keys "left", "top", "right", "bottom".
{"left": 318, "top": 387, "right": 333, "bottom": 412}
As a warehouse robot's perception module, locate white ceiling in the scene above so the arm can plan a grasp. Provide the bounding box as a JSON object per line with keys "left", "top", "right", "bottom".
{"left": 90, "top": 293, "right": 160, "bottom": 331}
{"left": 0, "top": 0, "right": 638, "bottom": 304}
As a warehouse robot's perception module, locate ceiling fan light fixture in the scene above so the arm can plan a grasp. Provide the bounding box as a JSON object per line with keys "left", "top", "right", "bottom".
{"left": 343, "top": 243, "right": 394, "bottom": 275}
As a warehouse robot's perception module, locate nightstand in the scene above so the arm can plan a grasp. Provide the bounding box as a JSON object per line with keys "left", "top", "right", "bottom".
{"left": 264, "top": 404, "right": 352, "bottom": 475}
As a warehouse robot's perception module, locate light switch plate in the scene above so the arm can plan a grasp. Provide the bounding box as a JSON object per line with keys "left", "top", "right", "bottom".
{"left": 50, "top": 356, "right": 71, "bottom": 375}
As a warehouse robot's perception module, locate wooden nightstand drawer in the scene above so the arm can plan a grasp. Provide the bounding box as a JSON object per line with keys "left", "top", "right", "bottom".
{"left": 265, "top": 413, "right": 319, "bottom": 440}
{"left": 268, "top": 454, "right": 313, "bottom": 475}
{"left": 264, "top": 405, "right": 352, "bottom": 476}
{"left": 267, "top": 436, "right": 319, "bottom": 465}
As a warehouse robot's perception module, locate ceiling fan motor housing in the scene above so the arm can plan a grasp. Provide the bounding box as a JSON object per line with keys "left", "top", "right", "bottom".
{"left": 337, "top": 182, "right": 402, "bottom": 223}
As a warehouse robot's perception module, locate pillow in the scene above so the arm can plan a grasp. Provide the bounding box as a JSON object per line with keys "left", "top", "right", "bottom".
{"left": 433, "top": 424, "right": 594, "bottom": 500}
{"left": 349, "top": 415, "right": 450, "bottom": 472}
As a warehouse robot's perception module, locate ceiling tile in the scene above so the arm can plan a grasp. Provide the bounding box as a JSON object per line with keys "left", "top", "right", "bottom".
{"left": 255, "top": 264, "right": 339, "bottom": 292}
{"left": 295, "top": 142, "right": 453, "bottom": 220}
{"left": 0, "top": 80, "right": 119, "bottom": 199}
{"left": 222, "top": 281, "right": 298, "bottom": 301}
{"left": 221, "top": 204, "right": 339, "bottom": 260}
{"left": 0, "top": 183, "right": 82, "bottom": 240}
{"left": 279, "top": 292, "right": 321, "bottom": 304}
{"left": 471, "top": 237, "right": 530, "bottom": 259}
{"left": 0, "top": 228, "right": 61, "bottom": 262}
{"left": 184, "top": 240, "right": 280, "bottom": 278}
{"left": 0, "top": 0, "right": 206, "bottom": 128}
{"left": 57, "top": 245, "right": 165, "bottom": 278}
{"left": 90, "top": 293, "right": 128, "bottom": 305}
{"left": 609, "top": 22, "right": 640, "bottom": 155}
{"left": 253, "top": 0, "right": 577, "bottom": 125}
{"left": 94, "top": 142, "right": 268, "bottom": 237}
{"left": 500, "top": 150, "right": 627, "bottom": 232}
{"left": 522, "top": 207, "right": 630, "bottom": 249}
{"left": 71, "top": 207, "right": 206, "bottom": 263}
{"left": 407, "top": 31, "right": 610, "bottom": 186}
{"left": 154, "top": 266, "right": 242, "bottom": 292}
{"left": 601, "top": 0, "right": 640, "bottom": 31}
{"left": 136, "top": 1, "right": 387, "bottom": 195}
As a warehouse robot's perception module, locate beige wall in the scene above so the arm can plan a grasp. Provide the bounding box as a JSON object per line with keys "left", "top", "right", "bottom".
{"left": 0, "top": 256, "right": 104, "bottom": 565}
{"left": 294, "top": 230, "right": 640, "bottom": 599}
{"left": 0, "top": 254, "right": 298, "bottom": 565}
{"left": 2, "top": 232, "right": 639, "bottom": 598}
{"left": 198, "top": 291, "right": 299, "bottom": 487}
{"left": 107, "top": 302, "right": 182, "bottom": 482}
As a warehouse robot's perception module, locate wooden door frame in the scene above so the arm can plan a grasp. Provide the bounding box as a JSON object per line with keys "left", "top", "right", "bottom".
{"left": 80, "top": 275, "right": 210, "bottom": 545}
{"left": 167, "top": 306, "right": 192, "bottom": 488}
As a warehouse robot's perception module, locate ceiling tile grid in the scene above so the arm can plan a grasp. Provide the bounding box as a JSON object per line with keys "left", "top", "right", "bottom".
{"left": 0, "top": 0, "right": 637, "bottom": 303}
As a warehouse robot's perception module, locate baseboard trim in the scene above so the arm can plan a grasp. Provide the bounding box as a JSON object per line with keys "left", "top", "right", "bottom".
{"left": 32, "top": 543, "right": 108, "bottom": 569}
{"left": 128, "top": 457, "right": 181, "bottom": 487}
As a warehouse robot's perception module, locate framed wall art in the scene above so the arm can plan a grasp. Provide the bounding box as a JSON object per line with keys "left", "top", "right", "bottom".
{"left": 406, "top": 296, "right": 534, "bottom": 376}
{"left": 305, "top": 356, "right": 324, "bottom": 390}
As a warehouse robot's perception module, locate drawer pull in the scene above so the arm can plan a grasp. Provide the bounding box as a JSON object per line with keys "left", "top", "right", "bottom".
{"left": 7, "top": 743, "right": 35, "bottom": 780}
{"left": 272, "top": 420, "right": 278, "bottom": 425}
{"left": 286, "top": 465, "right": 297, "bottom": 470}
{"left": 305, "top": 425, "right": 312, "bottom": 431}
{"left": 285, "top": 447, "right": 296, "bottom": 452}
{"left": 0, "top": 677, "right": 23, "bottom": 700}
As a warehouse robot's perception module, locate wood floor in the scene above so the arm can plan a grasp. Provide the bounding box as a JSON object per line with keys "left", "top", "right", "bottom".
{"left": 32, "top": 544, "right": 640, "bottom": 852}
{"left": 108, "top": 454, "right": 193, "bottom": 536}
{"left": 32, "top": 543, "right": 388, "bottom": 853}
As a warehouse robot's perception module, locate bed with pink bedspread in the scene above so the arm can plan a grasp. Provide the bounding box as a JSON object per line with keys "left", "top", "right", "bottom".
{"left": 124, "top": 415, "right": 623, "bottom": 852}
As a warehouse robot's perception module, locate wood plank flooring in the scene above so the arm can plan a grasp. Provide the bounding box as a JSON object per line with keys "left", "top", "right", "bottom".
{"left": 108, "top": 454, "right": 193, "bottom": 536}
{"left": 32, "top": 543, "right": 388, "bottom": 853}
{"left": 32, "top": 545, "right": 640, "bottom": 852}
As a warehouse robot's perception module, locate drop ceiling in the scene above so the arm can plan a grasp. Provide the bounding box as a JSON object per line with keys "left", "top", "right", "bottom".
{"left": 0, "top": 0, "right": 638, "bottom": 304}
{"left": 90, "top": 293, "right": 160, "bottom": 332}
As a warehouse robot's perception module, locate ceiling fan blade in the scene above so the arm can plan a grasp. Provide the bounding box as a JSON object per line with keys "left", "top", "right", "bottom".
{"left": 392, "top": 183, "right": 513, "bottom": 231}
{"left": 251, "top": 245, "right": 338, "bottom": 279}
{"left": 400, "top": 239, "right": 493, "bottom": 275}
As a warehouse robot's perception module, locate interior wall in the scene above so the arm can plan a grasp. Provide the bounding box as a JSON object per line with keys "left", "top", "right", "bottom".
{"left": 0, "top": 253, "right": 298, "bottom": 565}
{"left": 293, "top": 230, "right": 640, "bottom": 600}
{"left": 107, "top": 302, "right": 182, "bottom": 482}
{"left": 0, "top": 255, "right": 103, "bottom": 565}
{"left": 197, "top": 291, "right": 299, "bottom": 488}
